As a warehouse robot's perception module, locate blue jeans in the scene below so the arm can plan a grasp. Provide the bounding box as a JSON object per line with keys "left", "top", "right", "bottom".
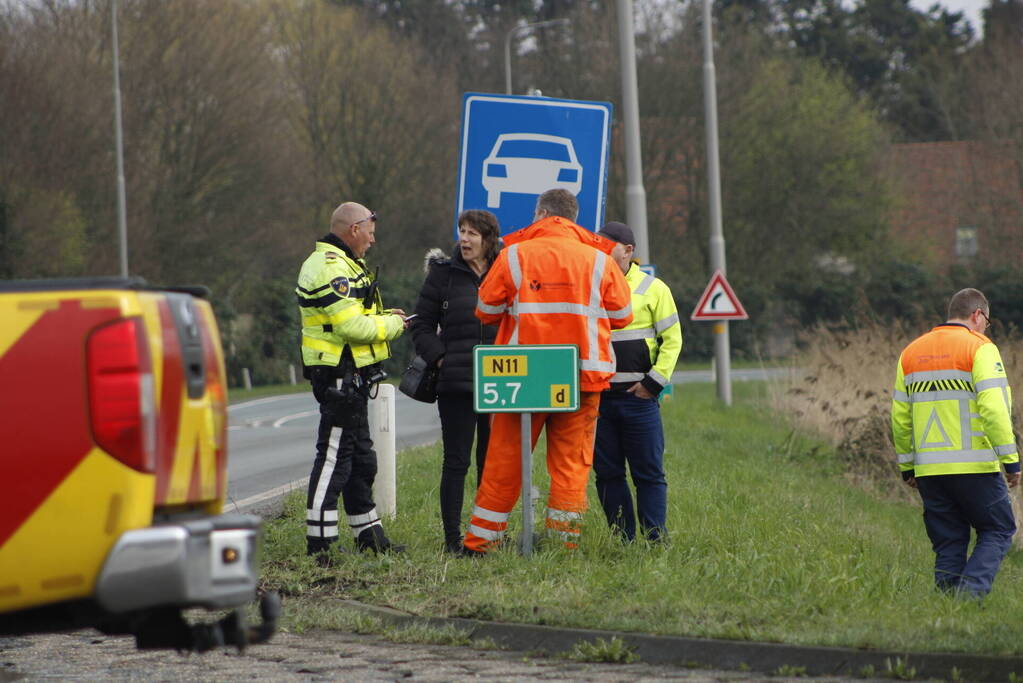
{"left": 916, "top": 473, "right": 1016, "bottom": 597}
{"left": 593, "top": 391, "right": 667, "bottom": 541}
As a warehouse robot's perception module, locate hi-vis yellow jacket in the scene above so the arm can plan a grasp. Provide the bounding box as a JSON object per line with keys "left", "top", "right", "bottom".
{"left": 892, "top": 323, "right": 1019, "bottom": 478}
{"left": 608, "top": 263, "right": 682, "bottom": 397}
{"left": 296, "top": 234, "right": 404, "bottom": 370}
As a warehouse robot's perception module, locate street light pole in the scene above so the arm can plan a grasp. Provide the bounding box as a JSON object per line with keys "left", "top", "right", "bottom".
{"left": 615, "top": 0, "right": 649, "bottom": 263}
{"left": 112, "top": 0, "right": 129, "bottom": 278}
{"left": 701, "top": 0, "right": 732, "bottom": 406}
{"left": 504, "top": 18, "right": 570, "bottom": 95}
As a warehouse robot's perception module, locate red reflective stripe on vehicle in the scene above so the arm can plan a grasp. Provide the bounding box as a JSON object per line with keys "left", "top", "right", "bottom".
{"left": 0, "top": 301, "right": 119, "bottom": 548}
{"left": 196, "top": 309, "right": 227, "bottom": 500}
{"left": 186, "top": 441, "right": 202, "bottom": 501}
{"left": 154, "top": 299, "right": 184, "bottom": 505}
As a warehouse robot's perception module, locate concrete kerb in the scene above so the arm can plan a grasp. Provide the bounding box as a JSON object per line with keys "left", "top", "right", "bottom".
{"left": 334, "top": 599, "right": 1023, "bottom": 681}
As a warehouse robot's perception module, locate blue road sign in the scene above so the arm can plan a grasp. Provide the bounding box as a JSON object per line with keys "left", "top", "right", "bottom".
{"left": 455, "top": 93, "right": 613, "bottom": 237}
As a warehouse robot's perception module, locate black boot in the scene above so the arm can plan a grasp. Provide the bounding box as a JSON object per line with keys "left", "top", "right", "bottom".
{"left": 440, "top": 474, "right": 465, "bottom": 554}
{"left": 355, "top": 525, "right": 405, "bottom": 554}
{"left": 307, "top": 537, "right": 349, "bottom": 556}
{"left": 307, "top": 537, "right": 348, "bottom": 566}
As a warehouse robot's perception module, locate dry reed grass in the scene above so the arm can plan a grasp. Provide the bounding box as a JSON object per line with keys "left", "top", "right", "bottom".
{"left": 769, "top": 320, "right": 1023, "bottom": 543}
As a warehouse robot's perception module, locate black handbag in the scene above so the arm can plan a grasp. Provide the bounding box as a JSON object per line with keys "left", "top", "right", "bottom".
{"left": 398, "top": 354, "right": 439, "bottom": 403}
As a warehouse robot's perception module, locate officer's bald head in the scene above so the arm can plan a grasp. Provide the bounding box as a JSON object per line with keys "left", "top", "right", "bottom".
{"left": 329, "top": 202, "right": 377, "bottom": 258}
{"left": 330, "top": 202, "right": 370, "bottom": 237}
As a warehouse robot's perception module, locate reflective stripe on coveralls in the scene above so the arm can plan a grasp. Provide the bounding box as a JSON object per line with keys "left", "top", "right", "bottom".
{"left": 503, "top": 243, "right": 622, "bottom": 374}
{"left": 464, "top": 393, "right": 601, "bottom": 552}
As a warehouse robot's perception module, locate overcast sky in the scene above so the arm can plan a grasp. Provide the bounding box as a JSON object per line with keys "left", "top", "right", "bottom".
{"left": 910, "top": 0, "right": 987, "bottom": 32}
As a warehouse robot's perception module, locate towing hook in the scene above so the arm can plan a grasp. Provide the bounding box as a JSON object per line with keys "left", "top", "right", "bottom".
{"left": 219, "top": 591, "right": 281, "bottom": 652}
{"left": 143, "top": 592, "right": 282, "bottom": 653}
{"left": 244, "top": 591, "right": 281, "bottom": 647}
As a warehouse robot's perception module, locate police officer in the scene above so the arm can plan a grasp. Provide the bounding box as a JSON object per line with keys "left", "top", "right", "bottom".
{"left": 296, "top": 202, "right": 407, "bottom": 558}
{"left": 892, "top": 288, "right": 1019, "bottom": 597}
{"left": 593, "top": 222, "right": 682, "bottom": 542}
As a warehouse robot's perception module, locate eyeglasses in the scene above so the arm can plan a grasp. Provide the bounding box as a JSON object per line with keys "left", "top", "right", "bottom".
{"left": 351, "top": 212, "right": 377, "bottom": 227}
{"left": 978, "top": 309, "right": 991, "bottom": 329}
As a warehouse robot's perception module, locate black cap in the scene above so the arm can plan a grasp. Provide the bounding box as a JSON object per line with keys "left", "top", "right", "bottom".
{"left": 596, "top": 221, "right": 635, "bottom": 246}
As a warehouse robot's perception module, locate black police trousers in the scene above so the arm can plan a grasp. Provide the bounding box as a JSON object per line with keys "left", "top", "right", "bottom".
{"left": 305, "top": 393, "right": 380, "bottom": 554}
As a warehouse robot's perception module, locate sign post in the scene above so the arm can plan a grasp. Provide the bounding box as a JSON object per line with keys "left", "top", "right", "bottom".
{"left": 474, "top": 344, "right": 579, "bottom": 555}
{"left": 690, "top": 270, "right": 748, "bottom": 406}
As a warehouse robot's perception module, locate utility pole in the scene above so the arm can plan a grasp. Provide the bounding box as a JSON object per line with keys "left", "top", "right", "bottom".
{"left": 112, "top": 0, "right": 129, "bottom": 278}
{"left": 702, "top": 0, "right": 732, "bottom": 405}
{"left": 504, "top": 18, "right": 570, "bottom": 95}
{"left": 615, "top": 0, "right": 649, "bottom": 263}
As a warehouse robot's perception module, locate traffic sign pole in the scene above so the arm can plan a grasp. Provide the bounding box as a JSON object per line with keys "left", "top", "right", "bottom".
{"left": 520, "top": 414, "right": 533, "bottom": 556}
{"left": 702, "top": 0, "right": 732, "bottom": 406}
{"left": 474, "top": 344, "right": 579, "bottom": 556}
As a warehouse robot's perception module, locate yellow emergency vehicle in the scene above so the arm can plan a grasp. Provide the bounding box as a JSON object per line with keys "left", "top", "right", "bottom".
{"left": 0, "top": 277, "right": 276, "bottom": 650}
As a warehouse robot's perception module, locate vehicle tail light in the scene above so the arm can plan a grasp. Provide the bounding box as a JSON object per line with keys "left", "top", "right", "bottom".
{"left": 87, "top": 317, "right": 157, "bottom": 472}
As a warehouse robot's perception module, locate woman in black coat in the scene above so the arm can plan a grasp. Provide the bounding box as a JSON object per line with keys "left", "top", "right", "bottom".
{"left": 410, "top": 210, "right": 501, "bottom": 553}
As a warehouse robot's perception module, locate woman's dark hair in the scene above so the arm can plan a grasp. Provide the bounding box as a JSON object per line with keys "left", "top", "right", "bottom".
{"left": 458, "top": 209, "right": 501, "bottom": 262}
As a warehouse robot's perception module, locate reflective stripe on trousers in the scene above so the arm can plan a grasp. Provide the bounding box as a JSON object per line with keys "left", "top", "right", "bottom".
{"left": 463, "top": 392, "right": 601, "bottom": 553}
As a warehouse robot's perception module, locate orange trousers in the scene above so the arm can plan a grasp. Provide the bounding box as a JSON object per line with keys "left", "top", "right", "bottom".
{"left": 463, "top": 392, "right": 601, "bottom": 552}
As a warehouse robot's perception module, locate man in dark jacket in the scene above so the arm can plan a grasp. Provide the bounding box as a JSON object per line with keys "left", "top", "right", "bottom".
{"left": 409, "top": 209, "right": 501, "bottom": 552}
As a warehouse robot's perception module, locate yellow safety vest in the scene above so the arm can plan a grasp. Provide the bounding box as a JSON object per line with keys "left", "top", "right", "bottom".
{"left": 608, "top": 264, "right": 683, "bottom": 396}
{"left": 892, "top": 324, "right": 1018, "bottom": 477}
{"left": 295, "top": 237, "right": 403, "bottom": 370}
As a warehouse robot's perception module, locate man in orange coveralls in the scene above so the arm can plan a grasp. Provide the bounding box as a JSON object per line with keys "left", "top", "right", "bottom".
{"left": 461, "top": 188, "right": 633, "bottom": 555}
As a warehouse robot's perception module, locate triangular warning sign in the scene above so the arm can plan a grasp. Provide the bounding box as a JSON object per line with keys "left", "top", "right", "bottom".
{"left": 691, "top": 269, "right": 748, "bottom": 321}
{"left": 918, "top": 408, "right": 954, "bottom": 449}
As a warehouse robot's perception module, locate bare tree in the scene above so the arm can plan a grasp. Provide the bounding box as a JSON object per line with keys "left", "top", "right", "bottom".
{"left": 273, "top": 0, "right": 460, "bottom": 261}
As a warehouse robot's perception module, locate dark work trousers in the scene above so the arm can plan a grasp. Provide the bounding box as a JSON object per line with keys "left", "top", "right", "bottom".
{"left": 437, "top": 392, "right": 490, "bottom": 547}
{"left": 593, "top": 391, "right": 667, "bottom": 541}
{"left": 305, "top": 394, "right": 380, "bottom": 554}
{"left": 916, "top": 472, "right": 1016, "bottom": 597}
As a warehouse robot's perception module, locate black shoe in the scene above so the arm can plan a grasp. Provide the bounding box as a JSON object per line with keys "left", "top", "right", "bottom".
{"left": 355, "top": 525, "right": 406, "bottom": 554}
{"left": 444, "top": 536, "right": 463, "bottom": 554}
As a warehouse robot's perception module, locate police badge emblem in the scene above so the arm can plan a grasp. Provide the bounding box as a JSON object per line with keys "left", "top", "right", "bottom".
{"left": 330, "top": 277, "right": 350, "bottom": 296}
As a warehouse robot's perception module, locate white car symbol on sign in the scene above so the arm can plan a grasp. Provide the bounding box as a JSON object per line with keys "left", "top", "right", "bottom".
{"left": 481, "top": 133, "right": 583, "bottom": 209}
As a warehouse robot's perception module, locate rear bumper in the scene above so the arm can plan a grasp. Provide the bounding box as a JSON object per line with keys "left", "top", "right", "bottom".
{"left": 95, "top": 514, "right": 261, "bottom": 613}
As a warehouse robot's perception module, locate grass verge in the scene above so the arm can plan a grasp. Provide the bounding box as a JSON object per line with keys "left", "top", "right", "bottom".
{"left": 260, "top": 381, "right": 1023, "bottom": 656}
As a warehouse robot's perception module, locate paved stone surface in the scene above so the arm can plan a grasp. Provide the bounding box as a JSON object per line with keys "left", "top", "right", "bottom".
{"left": 0, "top": 629, "right": 861, "bottom": 682}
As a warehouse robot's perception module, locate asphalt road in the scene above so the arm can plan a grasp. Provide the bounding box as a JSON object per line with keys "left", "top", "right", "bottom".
{"left": 224, "top": 368, "right": 793, "bottom": 509}
{"left": 225, "top": 391, "right": 441, "bottom": 506}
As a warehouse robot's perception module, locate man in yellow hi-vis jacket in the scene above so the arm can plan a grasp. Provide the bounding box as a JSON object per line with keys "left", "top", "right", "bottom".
{"left": 296, "top": 202, "right": 407, "bottom": 558}
{"left": 892, "top": 287, "right": 1020, "bottom": 597}
{"left": 592, "top": 222, "right": 682, "bottom": 542}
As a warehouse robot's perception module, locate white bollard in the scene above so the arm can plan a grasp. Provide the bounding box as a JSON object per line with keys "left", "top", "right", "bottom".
{"left": 369, "top": 383, "right": 397, "bottom": 519}
{"left": 289, "top": 364, "right": 297, "bottom": 385}
{"left": 242, "top": 367, "right": 252, "bottom": 390}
